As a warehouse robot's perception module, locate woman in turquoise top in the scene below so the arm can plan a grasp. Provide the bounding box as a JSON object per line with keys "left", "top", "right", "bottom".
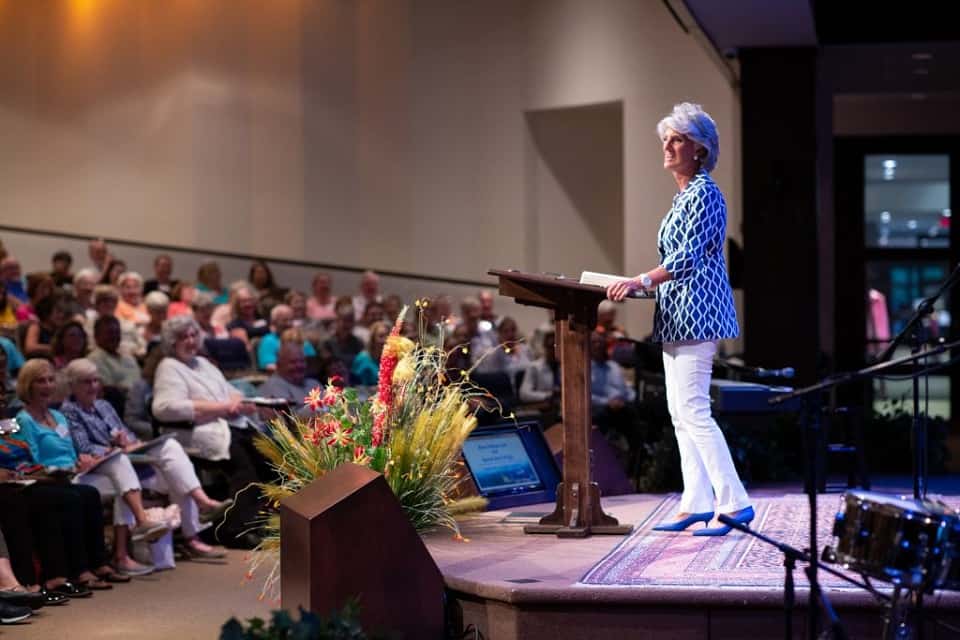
{"left": 15, "top": 360, "right": 163, "bottom": 576}
{"left": 350, "top": 320, "right": 389, "bottom": 386}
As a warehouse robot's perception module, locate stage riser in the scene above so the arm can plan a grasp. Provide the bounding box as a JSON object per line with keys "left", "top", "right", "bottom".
{"left": 448, "top": 593, "right": 960, "bottom": 640}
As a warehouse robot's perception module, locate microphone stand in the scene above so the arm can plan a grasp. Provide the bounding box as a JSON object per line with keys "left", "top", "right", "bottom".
{"left": 717, "top": 515, "right": 889, "bottom": 640}
{"left": 875, "top": 262, "right": 960, "bottom": 499}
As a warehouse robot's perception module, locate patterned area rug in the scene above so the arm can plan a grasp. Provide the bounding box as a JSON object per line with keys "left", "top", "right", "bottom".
{"left": 580, "top": 493, "right": 960, "bottom": 589}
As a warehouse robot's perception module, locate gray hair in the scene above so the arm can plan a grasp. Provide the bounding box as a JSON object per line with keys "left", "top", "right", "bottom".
{"left": 191, "top": 291, "right": 215, "bottom": 309}
{"left": 74, "top": 267, "right": 99, "bottom": 284}
{"left": 270, "top": 304, "right": 292, "bottom": 324}
{"left": 161, "top": 315, "right": 202, "bottom": 354}
{"left": 64, "top": 358, "right": 99, "bottom": 387}
{"left": 144, "top": 290, "right": 170, "bottom": 310}
{"left": 656, "top": 102, "right": 720, "bottom": 173}
{"left": 117, "top": 271, "right": 144, "bottom": 287}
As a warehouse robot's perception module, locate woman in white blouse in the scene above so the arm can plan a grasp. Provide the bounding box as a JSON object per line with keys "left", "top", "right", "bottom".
{"left": 151, "top": 316, "right": 268, "bottom": 548}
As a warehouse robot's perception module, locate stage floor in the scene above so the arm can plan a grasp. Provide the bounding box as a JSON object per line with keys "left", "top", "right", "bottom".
{"left": 423, "top": 483, "right": 960, "bottom": 640}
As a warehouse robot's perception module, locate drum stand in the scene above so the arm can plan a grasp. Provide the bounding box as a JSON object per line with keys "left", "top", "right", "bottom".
{"left": 882, "top": 586, "right": 922, "bottom": 640}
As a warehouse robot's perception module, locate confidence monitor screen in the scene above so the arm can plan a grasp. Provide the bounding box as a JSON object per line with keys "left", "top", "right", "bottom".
{"left": 461, "top": 431, "right": 543, "bottom": 495}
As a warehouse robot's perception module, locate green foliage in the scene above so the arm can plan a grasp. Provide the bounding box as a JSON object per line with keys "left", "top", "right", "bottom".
{"left": 864, "top": 396, "right": 950, "bottom": 473}
{"left": 220, "top": 603, "right": 371, "bottom": 640}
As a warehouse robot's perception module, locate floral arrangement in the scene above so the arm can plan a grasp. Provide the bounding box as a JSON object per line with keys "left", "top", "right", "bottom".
{"left": 246, "top": 303, "right": 493, "bottom": 601}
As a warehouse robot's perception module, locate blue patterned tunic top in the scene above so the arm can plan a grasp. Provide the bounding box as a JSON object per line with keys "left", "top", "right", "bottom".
{"left": 653, "top": 171, "right": 739, "bottom": 343}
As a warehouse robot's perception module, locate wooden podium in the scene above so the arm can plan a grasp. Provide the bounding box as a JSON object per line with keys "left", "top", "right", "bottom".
{"left": 489, "top": 269, "right": 650, "bottom": 537}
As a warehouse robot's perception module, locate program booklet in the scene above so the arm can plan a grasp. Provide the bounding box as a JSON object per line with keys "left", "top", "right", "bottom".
{"left": 126, "top": 432, "right": 178, "bottom": 454}
{"left": 579, "top": 271, "right": 654, "bottom": 298}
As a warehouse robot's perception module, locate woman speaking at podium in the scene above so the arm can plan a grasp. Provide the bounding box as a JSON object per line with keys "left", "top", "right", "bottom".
{"left": 606, "top": 102, "right": 753, "bottom": 536}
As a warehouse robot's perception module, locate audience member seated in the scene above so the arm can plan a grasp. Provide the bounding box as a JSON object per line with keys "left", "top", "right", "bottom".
{"left": 306, "top": 272, "right": 336, "bottom": 324}
{"left": 248, "top": 259, "right": 286, "bottom": 314}
{"left": 382, "top": 294, "right": 403, "bottom": 325}
{"left": 88, "top": 284, "right": 144, "bottom": 358}
{"left": 15, "top": 272, "right": 55, "bottom": 322}
{"left": 88, "top": 316, "right": 142, "bottom": 403}
{"left": 354, "top": 299, "right": 385, "bottom": 345}
{"left": 352, "top": 270, "right": 382, "bottom": 322}
{"left": 141, "top": 291, "right": 170, "bottom": 353}
{"left": 257, "top": 342, "right": 320, "bottom": 419}
{"left": 0, "top": 257, "right": 27, "bottom": 304}
{"left": 167, "top": 281, "right": 196, "bottom": 318}
{"left": 0, "top": 281, "right": 19, "bottom": 336}
{"left": 478, "top": 289, "right": 501, "bottom": 333}
{"left": 71, "top": 267, "right": 99, "bottom": 321}
{"left": 152, "top": 316, "right": 271, "bottom": 547}
{"left": 87, "top": 238, "right": 110, "bottom": 279}
{"left": 50, "top": 250, "right": 74, "bottom": 289}
{"left": 518, "top": 330, "right": 561, "bottom": 426}
{"left": 115, "top": 271, "right": 149, "bottom": 326}
{"left": 0, "top": 465, "right": 113, "bottom": 599}
{"left": 0, "top": 350, "right": 20, "bottom": 419}
{"left": 284, "top": 290, "right": 308, "bottom": 328}
{"left": 51, "top": 320, "right": 90, "bottom": 404}
{"left": 226, "top": 285, "right": 269, "bottom": 350}
{"left": 191, "top": 291, "right": 227, "bottom": 341}
{"left": 589, "top": 331, "right": 637, "bottom": 447}
{"left": 443, "top": 323, "right": 472, "bottom": 383}
{"left": 99, "top": 256, "right": 127, "bottom": 286}
{"left": 0, "top": 336, "right": 23, "bottom": 379}
{"left": 474, "top": 316, "right": 532, "bottom": 380}
{"left": 323, "top": 305, "right": 364, "bottom": 373}
{"left": 596, "top": 299, "right": 628, "bottom": 345}
{"left": 13, "top": 359, "right": 164, "bottom": 576}
{"left": 124, "top": 348, "right": 164, "bottom": 440}
{"left": 313, "top": 341, "right": 349, "bottom": 385}
{"left": 210, "top": 280, "right": 251, "bottom": 329}
{"left": 195, "top": 260, "right": 228, "bottom": 306}
{"left": 51, "top": 320, "right": 89, "bottom": 370}
{"left": 350, "top": 321, "right": 389, "bottom": 386}
{"left": 62, "top": 359, "right": 229, "bottom": 560}
{"left": 256, "top": 304, "right": 316, "bottom": 372}
{"left": 459, "top": 296, "right": 498, "bottom": 368}
{"left": 143, "top": 254, "right": 178, "bottom": 296}
{"left": 0, "top": 528, "right": 45, "bottom": 615}
{"left": 22, "top": 295, "right": 66, "bottom": 359}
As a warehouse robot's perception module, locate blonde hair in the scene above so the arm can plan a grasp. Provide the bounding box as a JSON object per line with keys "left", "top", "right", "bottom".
{"left": 16, "top": 359, "right": 53, "bottom": 403}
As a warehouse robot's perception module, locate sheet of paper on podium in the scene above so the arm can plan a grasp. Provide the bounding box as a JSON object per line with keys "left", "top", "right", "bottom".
{"left": 579, "top": 271, "right": 654, "bottom": 298}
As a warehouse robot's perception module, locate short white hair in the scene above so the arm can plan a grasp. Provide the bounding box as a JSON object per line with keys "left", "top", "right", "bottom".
{"left": 64, "top": 358, "right": 99, "bottom": 387}
{"left": 144, "top": 291, "right": 170, "bottom": 310}
{"left": 656, "top": 102, "right": 720, "bottom": 173}
{"left": 74, "top": 267, "right": 99, "bottom": 284}
{"left": 270, "top": 304, "right": 292, "bottom": 324}
{"left": 117, "top": 271, "right": 144, "bottom": 287}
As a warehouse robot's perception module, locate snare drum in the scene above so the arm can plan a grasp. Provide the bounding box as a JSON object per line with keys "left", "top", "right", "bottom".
{"left": 832, "top": 490, "right": 959, "bottom": 590}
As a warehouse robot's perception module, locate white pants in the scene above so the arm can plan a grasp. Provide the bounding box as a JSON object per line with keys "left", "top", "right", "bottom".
{"left": 78, "top": 439, "right": 204, "bottom": 537}
{"left": 662, "top": 340, "right": 750, "bottom": 514}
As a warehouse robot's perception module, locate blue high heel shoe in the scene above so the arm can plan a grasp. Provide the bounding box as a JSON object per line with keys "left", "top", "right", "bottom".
{"left": 692, "top": 506, "right": 755, "bottom": 537}
{"left": 651, "top": 511, "right": 714, "bottom": 532}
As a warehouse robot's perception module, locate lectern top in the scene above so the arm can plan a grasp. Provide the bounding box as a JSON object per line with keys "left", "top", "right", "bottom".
{"left": 487, "top": 269, "right": 654, "bottom": 300}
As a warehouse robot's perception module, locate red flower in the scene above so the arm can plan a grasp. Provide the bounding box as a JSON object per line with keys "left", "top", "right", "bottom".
{"left": 352, "top": 446, "right": 371, "bottom": 466}
{"left": 326, "top": 424, "right": 354, "bottom": 448}
{"left": 304, "top": 387, "right": 324, "bottom": 411}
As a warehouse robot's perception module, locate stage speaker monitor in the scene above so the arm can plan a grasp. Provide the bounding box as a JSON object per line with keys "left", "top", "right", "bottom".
{"left": 461, "top": 420, "right": 561, "bottom": 511}
{"left": 280, "top": 463, "right": 444, "bottom": 638}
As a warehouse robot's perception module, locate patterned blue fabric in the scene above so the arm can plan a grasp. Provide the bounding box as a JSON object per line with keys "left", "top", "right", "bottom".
{"left": 61, "top": 398, "right": 136, "bottom": 458}
{"left": 653, "top": 171, "right": 739, "bottom": 343}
